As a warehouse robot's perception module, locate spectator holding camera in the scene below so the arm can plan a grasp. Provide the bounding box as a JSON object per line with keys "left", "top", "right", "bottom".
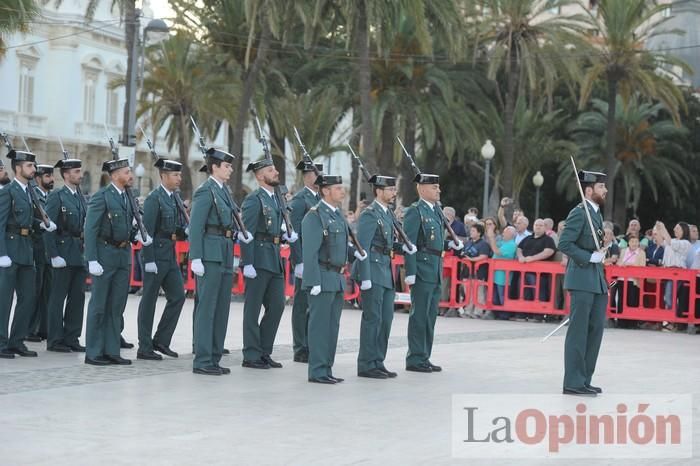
{"left": 485, "top": 225, "right": 517, "bottom": 319}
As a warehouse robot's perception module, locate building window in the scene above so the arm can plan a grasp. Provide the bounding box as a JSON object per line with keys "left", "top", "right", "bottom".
{"left": 83, "top": 74, "right": 97, "bottom": 123}
{"left": 662, "top": 6, "right": 672, "bottom": 18}
{"left": 18, "top": 64, "right": 35, "bottom": 114}
{"left": 106, "top": 86, "right": 120, "bottom": 126}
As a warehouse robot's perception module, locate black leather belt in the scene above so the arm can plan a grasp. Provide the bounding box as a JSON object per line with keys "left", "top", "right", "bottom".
{"left": 59, "top": 231, "right": 83, "bottom": 239}
{"left": 6, "top": 225, "right": 33, "bottom": 237}
{"left": 371, "top": 245, "right": 393, "bottom": 256}
{"left": 418, "top": 246, "right": 444, "bottom": 257}
{"left": 255, "top": 232, "right": 280, "bottom": 244}
{"left": 157, "top": 232, "right": 179, "bottom": 241}
{"left": 320, "top": 261, "right": 345, "bottom": 274}
{"left": 99, "top": 236, "right": 130, "bottom": 248}
{"left": 205, "top": 225, "right": 233, "bottom": 238}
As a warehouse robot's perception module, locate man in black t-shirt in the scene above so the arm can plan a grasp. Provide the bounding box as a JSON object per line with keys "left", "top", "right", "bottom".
{"left": 517, "top": 219, "right": 556, "bottom": 307}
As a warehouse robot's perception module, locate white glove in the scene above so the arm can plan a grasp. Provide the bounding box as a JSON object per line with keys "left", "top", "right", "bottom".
{"left": 39, "top": 220, "right": 57, "bottom": 232}
{"left": 191, "top": 258, "right": 205, "bottom": 276}
{"left": 88, "top": 261, "right": 104, "bottom": 276}
{"left": 360, "top": 280, "right": 372, "bottom": 290}
{"left": 310, "top": 285, "right": 321, "bottom": 296}
{"left": 0, "top": 256, "right": 11, "bottom": 268}
{"left": 354, "top": 250, "right": 368, "bottom": 261}
{"left": 280, "top": 222, "right": 287, "bottom": 233}
{"left": 590, "top": 251, "right": 605, "bottom": 263}
{"left": 405, "top": 275, "right": 416, "bottom": 286}
{"left": 243, "top": 264, "right": 257, "bottom": 279}
{"left": 283, "top": 231, "right": 298, "bottom": 243}
{"left": 135, "top": 231, "right": 153, "bottom": 246}
{"left": 448, "top": 239, "right": 464, "bottom": 251}
{"left": 237, "top": 231, "right": 254, "bottom": 244}
{"left": 402, "top": 243, "right": 417, "bottom": 255}
{"left": 294, "top": 263, "right": 304, "bottom": 279}
{"left": 144, "top": 262, "right": 158, "bottom": 274}
{"left": 184, "top": 226, "right": 190, "bottom": 237}
{"left": 51, "top": 256, "right": 67, "bottom": 268}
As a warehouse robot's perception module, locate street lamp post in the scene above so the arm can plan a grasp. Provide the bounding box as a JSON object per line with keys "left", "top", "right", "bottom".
{"left": 135, "top": 163, "right": 146, "bottom": 197}
{"left": 533, "top": 170, "right": 544, "bottom": 219}
{"left": 481, "top": 140, "right": 495, "bottom": 218}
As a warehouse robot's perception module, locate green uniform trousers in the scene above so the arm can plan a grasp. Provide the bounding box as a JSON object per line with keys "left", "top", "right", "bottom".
{"left": 406, "top": 281, "right": 441, "bottom": 367}
{"left": 137, "top": 264, "right": 186, "bottom": 353}
{"left": 85, "top": 266, "right": 130, "bottom": 359}
{"left": 47, "top": 266, "right": 87, "bottom": 348}
{"left": 563, "top": 290, "right": 607, "bottom": 388}
{"left": 358, "top": 285, "right": 395, "bottom": 373}
{"left": 193, "top": 261, "right": 232, "bottom": 369}
{"left": 0, "top": 263, "right": 36, "bottom": 350}
{"left": 308, "top": 291, "right": 344, "bottom": 379}
{"left": 291, "top": 277, "right": 309, "bottom": 356}
{"left": 29, "top": 263, "right": 51, "bottom": 337}
{"left": 242, "top": 269, "right": 285, "bottom": 361}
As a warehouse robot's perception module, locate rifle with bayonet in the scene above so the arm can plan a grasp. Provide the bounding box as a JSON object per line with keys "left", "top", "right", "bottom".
{"left": 346, "top": 143, "right": 415, "bottom": 250}
{"left": 397, "top": 136, "right": 459, "bottom": 243}
{"left": 103, "top": 125, "right": 148, "bottom": 240}
{"left": 189, "top": 116, "right": 248, "bottom": 236}
{"left": 250, "top": 109, "right": 294, "bottom": 235}
{"left": 293, "top": 127, "right": 365, "bottom": 256}
{"left": 1, "top": 132, "right": 51, "bottom": 228}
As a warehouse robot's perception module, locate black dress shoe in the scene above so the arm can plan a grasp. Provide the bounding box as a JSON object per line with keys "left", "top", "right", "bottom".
{"left": 242, "top": 359, "right": 270, "bottom": 369}
{"left": 378, "top": 368, "right": 398, "bottom": 378}
{"left": 85, "top": 356, "right": 111, "bottom": 366}
{"left": 406, "top": 364, "right": 432, "bottom": 373}
{"left": 585, "top": 384, "right": 603, "bottom": 394}
{"left": 137, "top": 351, "right": 163, "bottom": 361}
{"left": 358, "top": 369, "right": 388, "bottom": 379}
{"left": 153, "top": 342, "right": 178, "bottom": 358}
{"left": 222, "top": 348, "right": 230, "bottom": 354}
{"left": 563, "top": 386, "right": 597, "bottom": 396}
{"left": 106, "top": 355, "right": 132, "bottom": 365}
{"left": 120, "top": 337, "right": 134, "bottom": 349}
{"left": 47, "top": 343, "right": 72, "bottom": 353}
{"left": 25, "top": 334, "right": 43, "bottom": 343}
{"left": 68, "top": 344, "right": 86, "bottom": 353}
{"left": 261, "top": 355, "right": 282, "bottom": 368}
{"left": 308, "top": 376, "right": 336, "bottom": 384}
{"left": 329, "top": 375, "right": 344, "bottom": 383}
{"left": 9, "top": 347, "right": 38, "bottom": 357}
{"left": 0, "top": 349, "right": 15, "bottom": 359}
{"left": 427, "top": 362, "right": 442, "bottom": 372}
{"left": 217, "top": 366, "right": 231, "bottom": 374}
{"left": 293, "top": 353, "right": 309, "bottom": 363}
{"left": 193, "top": 366, "right": 222, "bottom": 376}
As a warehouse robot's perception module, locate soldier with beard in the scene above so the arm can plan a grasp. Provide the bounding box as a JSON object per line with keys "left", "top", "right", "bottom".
{"left": 0, "top": 158, "right": 10, "bottom": 188}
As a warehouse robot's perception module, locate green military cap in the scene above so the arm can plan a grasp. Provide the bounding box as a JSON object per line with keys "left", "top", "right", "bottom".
{"left": 578, "top": 170, "right": 607, "bottom": 184}
{"left": 368, "top": 175, "right": 396, "bottom": 187}
{"left": 6, "top": 149, "right": 36, "bottom": 163}
{"left": 295, "top": 160, "right": 323, "bottom": 173}
{"left": 205, "top": 147, "right": 236, "bottom": 164}
{"left": 246, "top": 157, "right": 274, "bottom": 173}
{"left": 414, "top": 173, "right": 439, "bottom": 184}
{"left": 154, "top": 157, "right": 183, "bottom": 172}
{"left": 315, "top": 174, "right": 342, "bottom": 186}
{"left": 35, "top": 164, "right": 54, "bottom": 175}
{"left": 102, "top": 158, "right": 130, "bottom": 173}
{"left": 54, "top": 158, "right": 82, "bottom": 169}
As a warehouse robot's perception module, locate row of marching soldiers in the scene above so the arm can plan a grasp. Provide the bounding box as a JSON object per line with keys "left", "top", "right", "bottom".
{"left": 0, "top": 138, "right": 467, "bottom": 383}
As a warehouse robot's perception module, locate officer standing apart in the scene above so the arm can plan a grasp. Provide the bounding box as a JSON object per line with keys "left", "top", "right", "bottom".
{"left": 240, "top": 158, "right": 298, "bottom": 369}
{"left": 27, "top": 164, "right": 55, "bottom": 342}
{"left": 0, "top": 149, "right": 56, "bottom": 358}
{"left": 302, "top": 174, "right": 367, "bottom": 384}
{"left": 189, "top": 148, "right": 252, "bottom": 376}
{"left": 136, "top": 158, "right": 188, "bottom": 361}
{"left": 403, "top": 173, "right": 463, "bottom": 373}
{"left": 44, "top": 157, "right": 87, "bottom": 352}
{"left": 558, "top": 170, "right": 608, "bottom": 397}
{"left": 84, "top": 158, "right": 152, "bottom": 366}
{"left": 288, "top": 160, "right": 322, "bottom": 363}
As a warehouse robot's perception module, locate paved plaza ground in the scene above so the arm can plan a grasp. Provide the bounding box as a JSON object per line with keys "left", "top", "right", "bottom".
{"left": 1, "top": 294, "right": 698, "bottom": 465}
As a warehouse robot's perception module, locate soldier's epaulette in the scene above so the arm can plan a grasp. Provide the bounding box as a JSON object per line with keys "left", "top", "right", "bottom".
{"left": 309, "top": 205, "right": 319, "bottom": 212}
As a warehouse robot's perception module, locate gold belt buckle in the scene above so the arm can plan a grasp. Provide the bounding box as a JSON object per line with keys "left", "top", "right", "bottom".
{"left": 340, "top": 266, "right": 346, "bottom": 274}
{"left": 171, "top": 234, "right": 177, "bottom": 241}
{"left": 390, "top": 250, "right": 395, "bottom": 259}
{"left": 225, "top": 230, "right": 232, "bottom": 238}
{"left": 441, "top": 251, "right": 446, "bottom": 258}
{"left": 273, "top": 237, "right": 280, "bottom": 244}
{"left": 20, "top": 228, "right": 30, "bottom": 236}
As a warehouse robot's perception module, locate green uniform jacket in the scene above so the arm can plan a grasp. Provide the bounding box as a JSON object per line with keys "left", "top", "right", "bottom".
{"left": 352, "top": 201, "right": 396, "bottom": 289}
{"left": 558, "top": 202, "right": 607, "bottom": 294}
{"left": 289, "top": 187, "right": 318, "bottom": 267}
{"left": 31, "top": 187, "right": 50, "bottom": 265}
{"left": 301, "top": 202, "right": 349, "bottom": 292}
{"left": 240, "top": 188, "right": 283, "bottom": 273}
{"left": 84, "top": 184, "right": 137, "bottom": 269}
{"left": 44, "top": 186, "right": 86, "bottom": 267}
{"left": 0, "top": 180, "right": 36, "bottom": 265}
{"left": 141, "top": 186, "right": 185, "bottom": 266}
{"left": 403, "top": 199, "right": 445, "bottom": 285}
{"left": 189, "top": 178, "right": 236, "bottom": 268}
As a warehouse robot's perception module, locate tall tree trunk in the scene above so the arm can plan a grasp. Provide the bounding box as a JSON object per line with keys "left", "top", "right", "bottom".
{"left": 604, "top": 76, "right": 619, "bottom": 221}
{"left": 379, "top": 110, "right": 394, "bottom": 174}
{"left": 356, "top": 0, "right": 375, "bottom": 162}
{"left": 229, "top": 19, "right": 271, "bottom": 197}
{"left": 268, "top": 115, "right": 286, "bottom": 186}
{"left": 501, "top": 48, "right": 519, "bottom": 199}
{"left": 349, "top": 107, "right": 362, "bottom": 212}
{"left": 121, "top": 0, "right": 137, "bottom": 146}
{"left": 399, "top": 112, "right": 418, "bottom": 206}
{"left": 177, "top": 114, "right": 193, "bottom": 200}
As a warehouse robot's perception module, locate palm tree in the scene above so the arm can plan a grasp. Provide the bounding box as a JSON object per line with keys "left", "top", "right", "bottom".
{"left": 578, "top": 0, "right": 691, "bottom": 221}
{"left": 566, "top": 95, "right": 693, "bottom": 221}
{"left": 1, "top": 0, "right": 38, "bottom": 57}
{"left": 473, "top": 0, "right": 589, "bottom": 198}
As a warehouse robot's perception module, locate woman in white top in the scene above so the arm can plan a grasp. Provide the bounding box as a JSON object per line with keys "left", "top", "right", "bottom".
{"left": 656, "top": 221, "right": 692, "bottom": 316}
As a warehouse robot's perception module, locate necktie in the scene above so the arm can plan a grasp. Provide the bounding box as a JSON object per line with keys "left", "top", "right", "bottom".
{"left": 121, "top": 191, "right": 127, "bottom": 208}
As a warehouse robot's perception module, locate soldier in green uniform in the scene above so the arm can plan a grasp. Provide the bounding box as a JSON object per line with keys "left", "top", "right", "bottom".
{"left": 353, "top": 175, "right": 416, "bottom": 379}
{"left": 302, "top": 174, "right": 367, "bottom": 384}
{"left": 0, "top": 149, "right": 57, "bottom": 358}
{"left": 558, "top": 170, "right": 608, "bottom": 397}
{"left": 84, "top": 158, "right": 153, "bottom": 366}
{"left": 136, "top": 158, "right": 188, "bottom": 361}
{"left": 288, "top": 161, "right": 322, "bottom": 363}
{"left": 44, "top": 157, "right": 87, "bottom": 353}
{"left": 403, "top": 174, "right": 463, "bottom": 373}
{"left": 0, "top": 157, "right": 10, "bottom": 187}
{"left": 240, "top": 158, "right": 298, "bottom": 369}
{"left": 26, "top": 164, "right": 55, "bottom": 342}
{"left": 189, "top": 148, "right": 252, "bottom": 375}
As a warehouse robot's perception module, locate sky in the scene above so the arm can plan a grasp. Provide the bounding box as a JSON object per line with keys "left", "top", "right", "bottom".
{"left": 148, "top": 0, "right": 175, "bottom": 20}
